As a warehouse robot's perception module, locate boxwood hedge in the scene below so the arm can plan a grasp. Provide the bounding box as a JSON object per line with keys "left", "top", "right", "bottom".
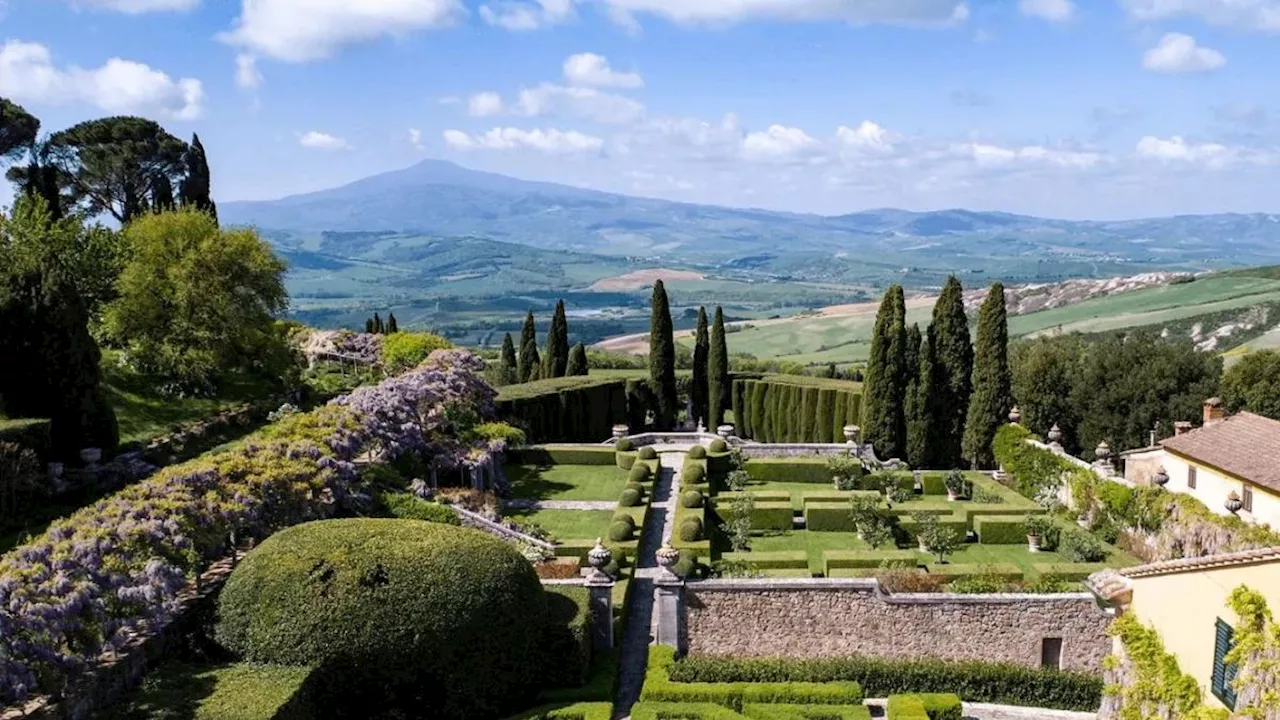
{"left": 733, "top": 376, "right": 861, "bottom": 444}
{"left": 496, "top": 377, "right": 627, "bottom": 443}
{"left": 746, "top": 458, "right": 832, "bottom": 484}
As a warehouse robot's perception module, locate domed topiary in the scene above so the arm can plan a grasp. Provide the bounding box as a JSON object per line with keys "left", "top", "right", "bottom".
{"left": 679, "top": 517, "right": 703, "bottom": 542}
{"left": 683, "top": 464, "right": 706, "bottom": 484}
{"left": 625, "top": 481, "right": 645, "bottom": 498}
{"left": 638, "top": 446, "right": 657, "bottom": 460}
{"left": 688, "top": 445, "right": 707, "bottom": 459}
{"left": 612, "top": 512, "right": 637, "bottom": 527}
{"left": 616, "top": 438, "right": 635, "bottom": 452}
{"left": 215, "top": 519, "right": 546, "bottom": 719}
{"left": 619, "top": 488, "right": 642, "bottom": 507}
{"left": 681, "top": 490, "right": 704, "bottom": 509}
{"left": 608, "top": 521, "right": 634, "bottom": 542}
{"left": 629, "top": 463, "right": 651, "bottom": 483}
{"left": 709, "top": 438, "right": 728, "bottom": 453}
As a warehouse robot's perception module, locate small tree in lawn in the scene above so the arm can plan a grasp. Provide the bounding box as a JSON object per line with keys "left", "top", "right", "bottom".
{"left": 916, "top": 512, "right": 962, "bottom": 563}
{"left": 721, "top": 493, "right": 754, "bottom": 551}
{"left": 827, "top": 452, "right": 863, "bottom": 491}
{"left": 851, "top": 494, "right": 892, "bottom": 548}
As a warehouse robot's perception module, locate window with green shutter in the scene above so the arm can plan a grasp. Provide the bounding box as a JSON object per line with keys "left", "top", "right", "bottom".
{"left": 1211, "top": 618, "right": 1238, "bottom": 709}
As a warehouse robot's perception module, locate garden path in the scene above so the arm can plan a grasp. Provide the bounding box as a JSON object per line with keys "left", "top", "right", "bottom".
{"left": 613, "top": 445, "right": 690, "bottom": 720}
{"left": 501, "top": 499, "right": 618, "bottom": 511}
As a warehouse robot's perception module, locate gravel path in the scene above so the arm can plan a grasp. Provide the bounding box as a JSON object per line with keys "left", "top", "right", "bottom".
{"left": 501, "top": 499, "right": 618, "bottom": 511}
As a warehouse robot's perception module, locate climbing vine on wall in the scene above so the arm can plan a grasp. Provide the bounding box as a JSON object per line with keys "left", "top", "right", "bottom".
{"left": 1225, "top": 585, "right": 1280, "bottom": 718}
{"left": 1103, "top": 614, "right": 1227, "bottom": 720}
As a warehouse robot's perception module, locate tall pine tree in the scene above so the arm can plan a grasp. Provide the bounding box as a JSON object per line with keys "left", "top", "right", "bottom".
{"left": 499, "top": 332, "right": 518, "bottom": 385}
{"left": 692, "top": 307, "right": 710, "bottom": 426}
{"left": 709, "top": 306, "right": 730, "bottom": 428}
{"left": 862, "top": 285, "right": 907, "bottom": 460}
{"left": 963, "top": 283, "right": 1012, "bottom": 468}
{"left": 386, "top": 313, "right": 398, "bottom": 334}
{"left": 373, "top": 312, "right": 384, "bottom": 334}
{"left": 930, "top": 276, "right": 973, "bottom": 468}
{"left": 907, "top": 325, "right": 937, "bottom": 468}
{"left": 649, "top": 280, "right": 678, "bottom": 430}
{"left": 567, "top": 343, "right": 589, "bottom": 376}
{"left": 543, "top": 299, "right": 570, "bottom": 378}
{"left": 518, "top": 310, "right": 540, "bottom": 383}
{"left": 178, "top": 133, "right": 217, "bottom": 223}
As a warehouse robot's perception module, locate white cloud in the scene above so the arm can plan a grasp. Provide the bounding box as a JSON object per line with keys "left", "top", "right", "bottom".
{"left": 1135, "top": 135, "right": 1231, "bottom": 165}
{"left": 1122, "top": 0, "right": 1280, "bottom": 32}
{"left": 515, "top": 83, "right": 645, "bottom": 124}
{"left": 443, "top": 127, "right": 604, "bottom": 153}
{"left": 598, "top": 0, "right": 968, "bottom": 27}
{"left": 72, "top": 0, "right": 198, "bottom": 12}
{"left": 220, "top": 0, "right": 462, "bottom": 63}
{"left": 0, "top": 40, "right": 203, "bottom": 120}
{"left": 299, "top": 131, "right": 350, "bottom": 150}
{"left": 742, "top": 125, "right": 820, "bottom": 162}
{"left": 1018, "top": 0, "right": 1074, "bottom": 21}
{"left": 837, "top": 121, "right": 897, "bottom": 154}
{"left": 479, "top": 0, "right": 574, "bottom": 29}
{"left": 469, "top": 91, "right": 505, "bottom": 117}
{"left": 1142, "top": 33, "right": 1226, "bottom": 73}
{"left": 408, "top": 128, "right": 425, "bottom": 150}
{"left": 235, "top": 53, "right": 263, "bottom": 89}
{"left": 563, "top": 52, "right": 643, "bottom": 88}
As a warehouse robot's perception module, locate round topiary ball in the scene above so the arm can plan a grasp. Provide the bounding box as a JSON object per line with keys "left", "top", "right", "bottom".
{"left": 683, "top": 464, "right": 706, "bottom": 484}
{"left": 615, "top": 438, "right": 635, "bottom": 452}
{"left": 629, "top": 463, "right": 651, "bottom": 483}
{"left": 625, "top": 481, "right": 645, "bottom": 498}
{"left": 638, "top": 446, "right": 657, "bottom": 460}
{"left": 608, "top": 521, "right": 634, "bottom": 542}
{"left": 679, "top": 517, "right": 703, "bottom": 542}
{"left": 709, "top": 438, "right": 728, "bottom": 453}
{"left": 688, "top": 445, "right": 707, "bottom": 459}
{"left": 612, "top": 512, "right": 637, "bottom": 527}
{"left": 215, "top": 519, "right": 546, "bottom": 719}
{"left": 681, "top": 490, "right": 704, "bottom": 509}
{"left": 619, "top": 488, "right": 642, "bottom": 507}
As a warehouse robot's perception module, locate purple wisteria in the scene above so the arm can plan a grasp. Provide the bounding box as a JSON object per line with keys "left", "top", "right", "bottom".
{"left": 0, "top": 349, "right": 497, "bottom": 707}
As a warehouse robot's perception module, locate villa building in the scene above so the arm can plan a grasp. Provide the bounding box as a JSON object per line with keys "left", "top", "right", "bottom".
{"left": 1120, "top": 399, "right": 1280, "bottom": 529}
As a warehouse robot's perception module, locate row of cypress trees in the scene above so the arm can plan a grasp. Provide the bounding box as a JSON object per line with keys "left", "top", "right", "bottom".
{"left": 363, "top": 312, "right": 398, "bottom": 334}
{"left": 861, "top": 277, "right": 1012, "bottom": 469}
{"left": 497, "top": 300, "right": 589, "bottom": 385}
{"left": 687, "top": 302, "right": 730, "bottom": 430}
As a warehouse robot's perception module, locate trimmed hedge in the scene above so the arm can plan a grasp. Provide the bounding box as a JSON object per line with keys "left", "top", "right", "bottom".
{"left": 896, "top": 513, "right": 967, "bottom": 544}
{"left": 716, "top": 499, "right": 794, "bottom": 531}
{"left": 710, "top": 438, "right": 728, "bottom": 453}
{"left": 630, "top": 463, "right": 653, "bottom": 482}
{"left": 377, "top": 493, "right": 461, "bottom": 525}
{"left": 886, "top": 695, "right": 928, "bottom": 720}
{"left": 972, "top": 516, "right": 1029, "bottom": 545}
{"left": 509, "top": 446, "right": 617, "bottom": 466}
{"left": 613, "top": 512, "right": 637, "bottom": 527}
{"left": 746, "top": 458, "right": 832, "bottom": 484}
{"left": 680, "top": 517, "right": 705, "bottom": 542}
{"left": 742, "top": 704, "right": 872, "bottom": 720}
{"left": 642, "top": 647, "right": 864, "bottom": 712}
{"left": 682, "top": 490, "right": 705, "bottom": 508}
{"left": 723, "top": 551, "right": 809, "bottom": 570}
{"left": 887, "top": 694, "right": 961, "bottom": 720}
{"left": 609, "top": 521, "right": 635, "bottom": 541}
{"left": 496, "top": 377, "right": 627, "bottom": 443}
{"left": 733, "top": 376, "right": 862, "bottom": 443}
{"left": 685, "top": 463, "right": 707, "bottom": 484}
{"left": 804, "top": 503, "right": 852, "bottom": 532}
{"left": 1032, "top": 563, "right": 1111, "bottom": 583}
{"left": 505, "top": 702, "right": 614, "bottom": 720}
{"left": 615, "top": 438, "right": 635, "bottom": 452}
{"left": 689, "top": 445, "right": 708, "bottom": 459}
{"left": 639, "top": 446, "right": 658, "bottom": 460}
{"left": 102, "top": 661, "right": 320, "bottom": 720}
{"left": 631, "top": 703, "right": 745, "bottom": 720}
{"left": 667, "top": 654, "right": 1103, "bottom": 712}
{"left": 619, "top": 488, "right": 642, "bottom": 507}
{"left": 543, "top": 586, "right": 594, "bottom": 689}
{"left": 925, "top": 563, "right": 1024, "bottom": 583}
{"left": 823, "top": 550, "right": 919, "bottom": 574}
{"left": 215, "top": 519, "right": 548, "bottom": 718}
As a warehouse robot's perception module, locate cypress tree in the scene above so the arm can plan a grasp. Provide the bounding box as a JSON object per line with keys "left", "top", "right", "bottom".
{"left": 907, "top": 326, "right": 938, "bottom": 468}
{"left": 752, "top": 383, "right": 769, "bottom": 441}
{"left": 567, "top": 342, "right": 589, "bottom": 376}
{"left": 179, "top": 133, "right": 217, "bottom": 223}
{"left": 365, "top": 317, "right": 375, "bottom": 334}
{"left": 518, "top": 310, "right": 539, "bottom": 383}
{"left": 500, "top": 332, "right": 518, "bottom": 385}
{"left": 832, "top": 392, "right": 848, "bottom": 443}
{"left": 861, "top": 285, "right": 908, "bottom": 460}
{"left": 788, "top": 386, "right": 803, "bottom": 442}
{"left": 373, "top": 312, "right": 384, "bottom": 335}
{"left": 692, "top": 307, "right": 710, "bottom": 426}
{"left": 963, "top": 283, "right": 1013, "bottom": 468}
{"left": 816, "top": 389, "right": 834, "bottom": 444}
{"left": 708, "top": 306, "right": 730, "bottom": 428}
{"left": 544, "top": 299, "right": 570, "bottom": 378}
{"left": 649, "top": 280, "right": 678, "bottom": 430}
{"left": 930, "top": 276, "right": 973, "bottom": 468}
{"left": 387, "top": 313, "right": 398, "bottom": 334}
{"left": 801, "top": 387, "right": 819, "bottom": 442}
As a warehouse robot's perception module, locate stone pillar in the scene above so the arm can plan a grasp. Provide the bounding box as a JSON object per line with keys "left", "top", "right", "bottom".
{"left": 653, "top": 543, "right": 685, "bottom": 650}
{"left": 585, "top": 539, "right": 616, "bottom": 651}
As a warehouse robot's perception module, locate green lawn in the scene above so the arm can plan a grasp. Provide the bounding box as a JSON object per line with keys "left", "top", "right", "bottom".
{"left": 102, "top": 661, "right": 314, "bottom": 720}
{"left": 747, "top": 531, "right": 870, "bottom": 574}
{"left": 507, "top": 464, "right": 631, "bottom": 502}
{"left": 503, "top": 508, "right": 616, "bottom": 541}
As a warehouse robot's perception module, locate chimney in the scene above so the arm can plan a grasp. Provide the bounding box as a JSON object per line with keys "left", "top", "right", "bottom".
{"left": 1174, "top": 421, "right": 1193, "bottom": 436}
{"left": 1204, "top": 397, "right": 1225, "bottom": 426}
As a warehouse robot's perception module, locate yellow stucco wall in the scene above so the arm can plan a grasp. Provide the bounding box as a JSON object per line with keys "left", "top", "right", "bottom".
{"left": 1128, "top": 562, "right": 1280, "bottom": 709}
{"left": 1159, "top": 451, "right": 1280, "bottom": 529}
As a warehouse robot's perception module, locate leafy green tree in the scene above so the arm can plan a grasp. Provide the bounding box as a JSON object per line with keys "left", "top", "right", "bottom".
{"left": 907, "top": 326, "right": 937, "bottom": 468}
{"left": 1222, "top": 350, "right": 1280, "bottom": 420}
{"left": 499, "top": 332, "right": 519, "bottom": 385}
{"left": 692, "top": 306, "right": 710, "bottom": 425}
{"left": 518, "top": 310, "right": 538, "bottom": 383}
{"left": 0, "top": 98, "right": 39, "bottom": 166}
{"left": 963, "top": 283, "right": 1012, "bottom": 468}
{"left": 930, "top": 276, "right": 973, "bottom": 468}
{"left": 649, "top": 280, "right": 678, "bottom": 430}
{"left": 104, "top": 208, "right": 287, "bottom": 394}
{"left": 1, "top": 100, "right": 66, "bottom": 219}
{"left": 382, "top": 332, "right": 451, "bottom": 374}
{"left": 544, "top": 299, "right": 570, "bottom": 378}
{"left": 386, "top": 313, "right": 398, "bottom": 334}
{"left": 178, "top": 133, "right": 217, "bottom": 223}
{"left": 709, "top": 306, "right": 730, "bottom": 428}
{"left": 1010, "top": 334, "right": 1085, "bottom": 452}
{"left": 862, "top": 285, "right": 907, "bottom": 460}
{"left": 567, "top": 343, "right": 589, "bottom": 376}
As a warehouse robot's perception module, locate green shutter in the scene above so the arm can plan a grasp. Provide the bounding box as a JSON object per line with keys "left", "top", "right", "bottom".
{"left": 1211, "top": 618, "right": 1238, "bottom": 709}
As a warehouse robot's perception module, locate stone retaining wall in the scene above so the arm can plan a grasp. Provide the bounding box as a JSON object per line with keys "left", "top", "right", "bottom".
{"left": 682, "top": 578, "right": 1114, "bottom": 673}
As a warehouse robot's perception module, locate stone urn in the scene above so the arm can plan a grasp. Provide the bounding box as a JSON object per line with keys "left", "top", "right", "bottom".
{"left": 587, "top": 538, "right": 614, "bottom": 581}
{"left": 696, "top": 418, "right": 706, "bottom": 434}
{"left": 843, "top": 425, "right": 860, "bottom": 444}
{"left": 717, "top": 424, "right": 735, "bottom": 439}
{"left": 1009, "top": 406, "right": 1022, "bottom": 424}
{"left": 917, "top": 535, "right": 928, "bottom": 552}
{"left": 1047, "top": 424, "right": 1063, "bottom": 447}
{"left": 1153, "top": 467, "right": 1169, "bottom": 487}
{"left": 656, "top": 543, "right": 682, "bottom": 580}
{"left": 1225, "top": 491, "right": 1244, "bottom": 514}
{"left": 612, "top": 424, "right": 630, "bottom": 441}
{"left": 1027, "top": 534, "right": 1042, "bottom": 553}
{"left": 79, "top": 447, "right": 102, "bottom": 467}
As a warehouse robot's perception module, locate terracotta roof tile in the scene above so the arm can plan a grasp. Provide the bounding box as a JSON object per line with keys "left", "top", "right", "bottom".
{"left": 1160, "top": 412, "right": 1280, "bottom": 493}
{"left": 1119, "top": 546, "right": 1280, "bottom": 580}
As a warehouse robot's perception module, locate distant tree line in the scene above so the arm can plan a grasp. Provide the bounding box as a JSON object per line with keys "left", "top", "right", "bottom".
{"left": 364, "top": 312, "right": 399, "bottom": 334}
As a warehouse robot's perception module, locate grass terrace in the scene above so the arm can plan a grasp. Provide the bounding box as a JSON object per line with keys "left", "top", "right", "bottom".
{"left": 508, "top": 464, "right": 632, "bottom": 502}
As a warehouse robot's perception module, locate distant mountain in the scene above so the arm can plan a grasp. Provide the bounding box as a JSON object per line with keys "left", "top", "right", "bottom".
{"left": 222, "top": 159, "right": 1280, "bottom": 281}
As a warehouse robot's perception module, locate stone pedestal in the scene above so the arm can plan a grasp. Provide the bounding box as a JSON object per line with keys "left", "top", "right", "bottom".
{"left": 585, "top": 540, "right": 616, "bottom": 651}
{"left": 654, "top": 578, "right": 685, "bottom": 650}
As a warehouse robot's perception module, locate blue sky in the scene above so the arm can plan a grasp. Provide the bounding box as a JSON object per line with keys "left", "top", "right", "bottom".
{"left": 2, "top": 0, "right": 1280, "bottom": 219}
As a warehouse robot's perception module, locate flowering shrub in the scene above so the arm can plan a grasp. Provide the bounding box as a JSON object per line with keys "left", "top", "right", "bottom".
{"left": 0, "top": 349, "right": 498, "bottom": 707}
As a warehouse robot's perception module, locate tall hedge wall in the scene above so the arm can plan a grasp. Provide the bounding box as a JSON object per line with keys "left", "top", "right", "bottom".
{"left": 496, "top": 377, "right": 628, "bottom": 443}
{"left": 732, "top": 376, "right": 862, "bottom": 444}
